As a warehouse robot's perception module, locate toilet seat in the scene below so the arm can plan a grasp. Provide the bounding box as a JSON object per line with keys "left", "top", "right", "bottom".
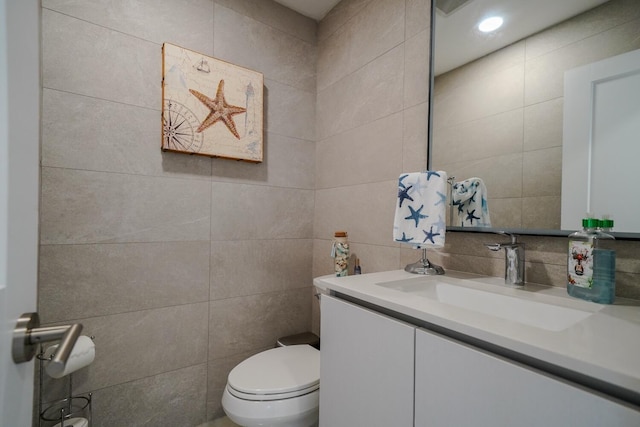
{"left": 227, "top": 345, "right": 320, "bottom": 401}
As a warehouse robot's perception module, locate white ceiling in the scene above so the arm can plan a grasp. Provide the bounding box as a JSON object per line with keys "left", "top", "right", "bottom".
{"left": 274, "top": 0, "right": 611, "bottom": 74}
{"left": 273, "top": 0, "right": 342, "bottom": 20}
{"left": 435, "top": 0, "right": 610, "bottom": 75}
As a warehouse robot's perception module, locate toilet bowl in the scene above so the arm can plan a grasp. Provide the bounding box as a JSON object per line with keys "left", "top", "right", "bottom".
{"left": 222, "top": 344, "right": 320, "bottom": 427}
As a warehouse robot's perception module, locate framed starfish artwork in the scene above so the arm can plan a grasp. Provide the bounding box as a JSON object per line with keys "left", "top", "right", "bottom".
{"left": 162, "top": 43, "right": 263, "bottom": 162}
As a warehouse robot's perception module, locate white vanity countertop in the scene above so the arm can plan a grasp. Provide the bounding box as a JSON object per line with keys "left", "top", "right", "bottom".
{"left": 315, "top": 270, "right": 640, "bottom": 403}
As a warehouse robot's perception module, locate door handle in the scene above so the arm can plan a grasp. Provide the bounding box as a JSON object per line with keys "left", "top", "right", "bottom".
{"left": 12, "top": 312, "right": 83, "bottom": 375}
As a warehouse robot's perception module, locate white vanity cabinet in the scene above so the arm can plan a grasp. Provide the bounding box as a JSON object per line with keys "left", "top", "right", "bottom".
{"left": 320, "top": 295, "right": 415, "bottom": 427}
{"left": 320, "top": 293, "right": 640, "bottom": 426}
{"left": 415, "top": 328, "right": 640, "bottom": 426}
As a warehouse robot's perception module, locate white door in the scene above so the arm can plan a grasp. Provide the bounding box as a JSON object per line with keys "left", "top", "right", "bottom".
{"left": 0, "top": 0, "right": 41, "bottom": 425}
{"left": 562, "top": 48, "right": 640, "bottom": 231}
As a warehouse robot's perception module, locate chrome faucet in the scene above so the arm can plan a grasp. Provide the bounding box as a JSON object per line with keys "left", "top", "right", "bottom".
{"left": 485, "top": 232, "right": 525, "bottom": 287}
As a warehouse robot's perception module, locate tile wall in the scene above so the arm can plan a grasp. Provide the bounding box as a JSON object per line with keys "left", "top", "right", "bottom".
{"left": 312, "top": 0, "right": 640, "bottom": 339}
{"left": 38, "top": 0, "right": 316, "bottom": 425}
{"left": 432, "top": 0, "right": 640, "bottom": 229}
{"left": 312, "top": 0, "right": 433, "bottom": 332}
{"left": 36, "top": 0, "right": 640, "bottom": 425}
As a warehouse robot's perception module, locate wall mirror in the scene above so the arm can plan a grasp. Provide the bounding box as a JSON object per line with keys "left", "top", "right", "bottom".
{"left": 428, "top": 0, "right": 640, "bottom": 237}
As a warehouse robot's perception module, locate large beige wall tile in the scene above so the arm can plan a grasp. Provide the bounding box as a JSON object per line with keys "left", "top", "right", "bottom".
{"left": 210, "top": 239, "right": 313, "bottom": 299}
{"left": 485, "top": 198, "right": 523, "bottom": 229}
{"left": 522, "top": 196, "right": 561, "bottom": 230}
{"left": 215, "top": 0, "right": 317, "bottom": 43}
{"left": 432, "top": 109, "right": 523, "bottom": 166}
{"left": 39, "top": 241, "right": 210, "bottom": 323}
{"left": 317, "top": 45, "right": 404, "bottom": 140}
{"left": 316, "top": 112, "right": 402, "bottom": 189}
{"left": 209, "top": 288, "right": 311, "bottom": 359}
{"left": 524, "top": 17, "right": 640, "bottom": 106}
{"left": 523, "top": 147, "right": 562, "bottom": 197}
{"left": 314, "top": 181, "right": 398, "bottom": 246}
{"left": 319, "top": 0, "right": 371, "bottom": 42}
{"left": 405, "top": 0, "right": 431, "bottom": 39}
{"left": 317, "top": 23, "right": 351, "bottom": 91}
{"left": 436, "top": 252, "right": 504, "bottom": 278}
{"left": 435, "top": 41, "right": 525, "bottom": 95}
{"left": 318, "top": 0, "right": 404, "bottom": 91}
{"left": 211, "top": 132, "right": 315, "bottom": 190}
{"left": 616, "top": 241, "right": 640, "bottom": 273}
{"left": 42, "top": 9, "right": 159, "bottom": 109}
{"left": 210, "top": 183, "right": 314, "bottom": 240}
{"left": 348, "top": 242, "right": 401, "bottom": 274}
{"left": 37, "top": 0, "right": 319, "bottom": 425}
{"left": 523, "top": 97, "right": 563, "bottom": 152}
{"left": 43, "top": 0, "right": 214, "bottom": 54}
{"left": 65, "top": 303, "right": 209, "bottom": 394}
{"left": 525, "top": 0, "right": 640, "bottom": 61}
{"left": 522, "top": 235, "right": 566, "bottom": 266}
{"left": 526, "top": 262, "right": 566, "bottom": 287}
{"left": 265, "top": 79, "right": 316, "bottom": 141}
{"left": 42, "top": 89, "right": 212, "bottom": 179}
{"left": 214, "top": 5, "right": 316, "bottom": 92}
{"left": 403, "top": 101, "right": 429, "bottom": 172}
{"left": 40, "top": 168, "right": 211, "bottom": 245}
{"left": 346, "top": 0, "right": 405, "bottom": 70}
{"left": 434, "top": 63, "right": 524, "bottom": 128}
{"left": 92, "top": 364, "right": 207, "bottom": 427}
{"left": 404, "top": 28, "right": 430, "bottom": 108}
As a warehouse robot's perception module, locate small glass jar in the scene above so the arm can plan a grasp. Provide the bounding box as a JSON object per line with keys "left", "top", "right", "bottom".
{"left": 332, "top": 231, "right": 349, "bottom": 277}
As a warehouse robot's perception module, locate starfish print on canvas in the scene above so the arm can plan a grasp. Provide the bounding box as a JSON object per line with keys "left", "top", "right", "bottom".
{"left": 189, "top": 79, "right": 246, "bottom": 139}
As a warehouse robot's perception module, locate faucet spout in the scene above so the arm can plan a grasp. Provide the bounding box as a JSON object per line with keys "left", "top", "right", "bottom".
{"left": 485, "top": 232, "right": 525, "bottom": 287}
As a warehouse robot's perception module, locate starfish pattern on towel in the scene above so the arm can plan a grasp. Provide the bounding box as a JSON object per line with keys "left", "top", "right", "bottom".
{"left": 398, "top": 185, "right": 414, "bottom": 207}
{"left": 405, "top": 204, "right": 428, "bottom": 227}
{"left": 423, "top": 226, "right": 440, "bottom": 244}
{"left": 189, "top": 79, "right": 246, "bottom": 139}
{"left": 426, "top": 171, "right": 441, "bottom": 180}
{"left": 398, "top": 174, "right": 410, "bottom": 189}
{"left": 396, "top": 232, "right": 414, "bottom": 243}
{"left": 466, "top": 209, "right": 481, "bottom": 225}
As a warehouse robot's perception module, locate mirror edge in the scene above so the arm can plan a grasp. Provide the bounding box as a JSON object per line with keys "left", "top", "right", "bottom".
{"left": 425, "top": 0, "right": 640, "bottom": 241}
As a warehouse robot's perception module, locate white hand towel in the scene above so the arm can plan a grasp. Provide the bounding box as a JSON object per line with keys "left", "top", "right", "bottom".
{"left": 451, "top": 177, "right": 491, "bottom": 227}
{"left": 393, "top": 171, "right": 447, "bottom": 248}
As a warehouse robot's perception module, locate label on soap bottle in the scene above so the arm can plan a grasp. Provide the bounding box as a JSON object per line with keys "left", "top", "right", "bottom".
{"left": 568, "top": 240, "right": 594, "bottom": 288}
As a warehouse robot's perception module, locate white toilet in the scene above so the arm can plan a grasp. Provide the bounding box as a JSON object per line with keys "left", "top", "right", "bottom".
{"left": 222, "top": 341, "right": 320, "bottom": 427}
{"left": 222, "top": 280, "right": 329, "bottom": 427}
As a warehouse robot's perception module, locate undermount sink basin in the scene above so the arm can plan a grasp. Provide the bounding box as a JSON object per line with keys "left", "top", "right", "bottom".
{"left": 375, "top": 275, "right": 596, "bottom": 331}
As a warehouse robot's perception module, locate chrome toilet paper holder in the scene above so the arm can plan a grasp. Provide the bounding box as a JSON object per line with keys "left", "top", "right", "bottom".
{"left": 12, "top": 312, "right": 94, "bottom": 427}
{"left": 12, "top": 312, "right": 83, "bottom": 369}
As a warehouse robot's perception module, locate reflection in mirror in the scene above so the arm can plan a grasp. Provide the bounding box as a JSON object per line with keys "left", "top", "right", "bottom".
{"left": 430, "top": 0, "right": 640, "bottom": 233}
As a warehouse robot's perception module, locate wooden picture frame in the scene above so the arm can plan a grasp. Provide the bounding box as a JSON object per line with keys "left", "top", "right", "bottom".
{"left": 162, "top": 43, "right": 264, "bottom": 163}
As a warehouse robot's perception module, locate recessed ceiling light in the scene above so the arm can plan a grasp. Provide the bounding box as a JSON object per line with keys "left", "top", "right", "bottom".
{"left": 478, "top": 16, "right": 503, "bottom": 33}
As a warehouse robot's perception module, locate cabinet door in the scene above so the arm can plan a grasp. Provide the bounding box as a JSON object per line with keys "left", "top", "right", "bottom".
{"left": 415, "top": 328, "right": 640, "bottom": 427}
{"left": 320, "top": 295, "right": 415, "bottom": 427}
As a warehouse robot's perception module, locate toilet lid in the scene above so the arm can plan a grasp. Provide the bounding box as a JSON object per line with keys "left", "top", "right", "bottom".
{"left": 228, "top": 345, "right": 320, "bottom": 396}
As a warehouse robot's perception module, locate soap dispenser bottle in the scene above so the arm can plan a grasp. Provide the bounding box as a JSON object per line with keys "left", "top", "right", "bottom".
{"left": 567, "top": 216, "right": 615, "bottom": 304}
